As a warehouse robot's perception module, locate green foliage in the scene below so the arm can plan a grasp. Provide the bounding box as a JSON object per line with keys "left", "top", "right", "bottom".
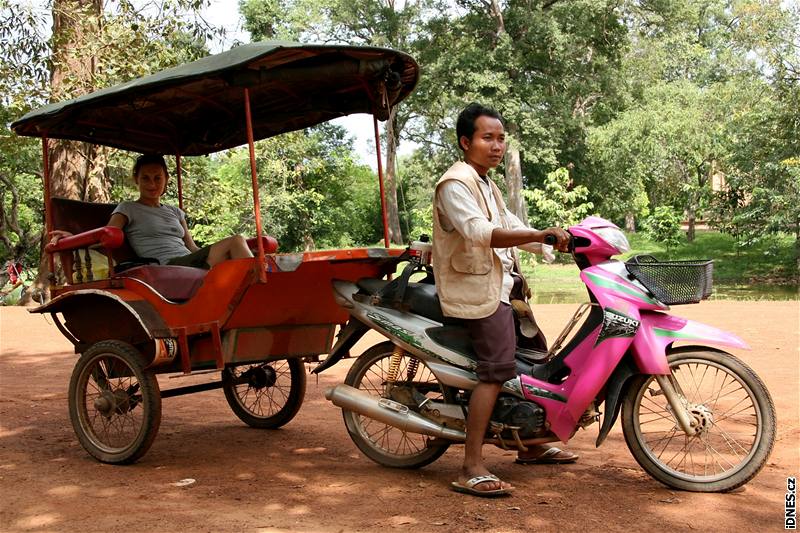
{"left": 0, "top": 0, "right": 220, "bottom": 272}
{"left": 182, "top": 125, "right": 381, "bottom": 253}
{"left": 396, "top": 148, "right": 449, "bottom": 241}
{"left": 643, "top": 206, "right": 683, "bottom": 249}
{"left": 527, "top": 230, "right": 798, "bottom": 304}
{"left": 523, "top": 167, "right": 594, "bottom": 230}
{"left": 626, "top": 230, "right": 798, "bottom": 285}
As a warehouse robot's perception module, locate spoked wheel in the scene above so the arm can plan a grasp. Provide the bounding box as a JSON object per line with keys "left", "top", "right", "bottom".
{"left": 622, "top": 349, "right": 776, "bottom": 492}
{"left": 222, "top": 358, "right": 306, "bottom": 429}
{"left": 343, "top": 341, "right": 453, "bottom": 469}
{"left": 68, "top": 340, "right": 161, "bottom": 464}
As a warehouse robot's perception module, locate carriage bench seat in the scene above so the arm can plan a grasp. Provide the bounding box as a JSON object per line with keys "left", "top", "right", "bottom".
{"left": 115, "top": 265, "right": 208, "bottom": 302}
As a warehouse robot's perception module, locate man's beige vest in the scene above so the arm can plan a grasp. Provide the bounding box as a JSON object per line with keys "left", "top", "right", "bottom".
{"left": 432, "top": 161, "right": 526, "bottom": 319}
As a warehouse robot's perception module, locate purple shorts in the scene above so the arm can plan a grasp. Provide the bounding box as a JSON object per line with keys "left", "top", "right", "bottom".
{"left": 464, "top": 302, "right": 517, "bottom": 383}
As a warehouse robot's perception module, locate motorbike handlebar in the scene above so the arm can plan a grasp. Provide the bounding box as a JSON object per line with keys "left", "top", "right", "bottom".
{"left": 543, "top": 231, "right": 575, "bottom": 252}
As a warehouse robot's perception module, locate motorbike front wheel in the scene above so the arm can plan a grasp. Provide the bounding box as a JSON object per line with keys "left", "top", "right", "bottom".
{"left": 343, "top": 341, "right": 453, "bottom": 469}
{"left": 621, "top": 348, "right": 776, "bottom": 492}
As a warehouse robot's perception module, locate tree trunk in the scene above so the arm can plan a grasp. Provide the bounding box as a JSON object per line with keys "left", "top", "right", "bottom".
{"left": 686, "top": 204, "right": 696, "bottom": 242}
{"left": 504, "top": 123, "right": 528, "bottom": 224}
{"left": 33, "top": 0, "right": 106, "bottom": 300}
{"left": 795, "top": 216, "right": 799, "bottom": 280}
{"left": 625, "top": 213, "right": 636, "bottom": 233}
{"left": 383, "top": 108, "right": 404, "bottom": 244}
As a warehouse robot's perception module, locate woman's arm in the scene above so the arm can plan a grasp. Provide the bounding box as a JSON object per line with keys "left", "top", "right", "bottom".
{"left": 108, "top": 212, "right": 127, "bottom": 229}
{"left": 48, "top": 212, "right": 128, "bottom": 246}
{"left": 179, "top": 218, "right": 200, "bottom": 252}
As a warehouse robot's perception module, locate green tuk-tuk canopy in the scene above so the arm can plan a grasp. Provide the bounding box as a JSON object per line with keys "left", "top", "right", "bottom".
{"left": 11, "top": 41, "right": 418, "bottom": 156}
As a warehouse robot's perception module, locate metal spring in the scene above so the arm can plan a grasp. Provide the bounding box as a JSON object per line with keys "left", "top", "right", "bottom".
{"left": 405, "top": 357, "right": 419, "bottom": 382}
{"left": 386, "top": 345, "right": 404, "bottom": 383}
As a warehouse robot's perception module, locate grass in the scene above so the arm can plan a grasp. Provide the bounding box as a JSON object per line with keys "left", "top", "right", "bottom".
{"left": 522, "top": 230, "right": 798, "bottom": 304}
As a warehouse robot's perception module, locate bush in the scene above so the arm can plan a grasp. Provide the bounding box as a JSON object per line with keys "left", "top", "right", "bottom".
{"left": 644, "top": 206, "right": 683, "bottom": 248}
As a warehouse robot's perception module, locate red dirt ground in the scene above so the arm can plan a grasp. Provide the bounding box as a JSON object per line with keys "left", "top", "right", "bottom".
{"left": 1, "top": 301, "right": 798, "bottom": 533}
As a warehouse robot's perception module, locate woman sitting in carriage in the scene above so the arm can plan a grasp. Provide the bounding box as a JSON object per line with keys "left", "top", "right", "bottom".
{"left": 49, "top": 154, "right": 253, "bottom": 269}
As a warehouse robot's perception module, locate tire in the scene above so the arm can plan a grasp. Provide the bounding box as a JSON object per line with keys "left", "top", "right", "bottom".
{"left": 342, "top": 341, "right": 452, "bottom": 469}
{"left": 621, "top": 349, "right": 776, "bottom": 492}
{"left": 222, "top": 358, "right": 306, "bottom": 429}
{"left": 68, "top": 340, "right": 161, "bottom": 464}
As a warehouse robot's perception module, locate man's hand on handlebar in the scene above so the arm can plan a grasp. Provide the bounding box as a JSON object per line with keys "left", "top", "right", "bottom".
{"left": 541, "top": 227, "right": 571, "bottom": 252}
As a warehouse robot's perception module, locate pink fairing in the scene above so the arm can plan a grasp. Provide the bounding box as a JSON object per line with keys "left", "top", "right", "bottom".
{"left": 570, "top": 225, "right": 620, "bottom": 264}
{"left": 631, "top": 312, "right": 750, "bottom": 374}
{"left": 510, "top": 216, "right": 749, "bottom": 442}
{"left": 515, "top": 322, "right": 637, "bottom": 441}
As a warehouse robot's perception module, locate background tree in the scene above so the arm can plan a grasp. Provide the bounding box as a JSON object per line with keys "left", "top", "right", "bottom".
{"left": 523, "top": 167, "right": 594, "bottom": 230}
{"left": 1, "top": 0, "right": 221, "bottom": 299}
{"left": 241, "top": 0, "right": 444, "bottom": 244}
{"left": 0, "top": 2, "right": 49, "bottom": 268}
{"left": 588, "top": 81, "right": 724, "bottom": 240}
{"left": 411, "top": 0, "right": 627, "bottom": 224}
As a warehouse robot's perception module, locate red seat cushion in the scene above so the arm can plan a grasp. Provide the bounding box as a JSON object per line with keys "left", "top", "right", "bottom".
{"left": 116, "top": 265, "right": 207, "bottom": 302}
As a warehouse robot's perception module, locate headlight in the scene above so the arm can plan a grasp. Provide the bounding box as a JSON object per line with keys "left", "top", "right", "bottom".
{"left": 594, "top": 227, "right": 630, "bottom": 254}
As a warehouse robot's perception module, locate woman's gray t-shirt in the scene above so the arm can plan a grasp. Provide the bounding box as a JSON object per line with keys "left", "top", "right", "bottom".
{"left": 112, "top": 201, "right": 191, "bottom": 264}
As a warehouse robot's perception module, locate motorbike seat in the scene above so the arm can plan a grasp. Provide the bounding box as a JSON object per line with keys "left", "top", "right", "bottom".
{"left": 357, "top": 278, "right": 457, "bottom": 324}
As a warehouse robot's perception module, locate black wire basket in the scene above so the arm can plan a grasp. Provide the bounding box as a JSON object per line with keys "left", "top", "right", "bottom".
{"left": 625, "top": 255, "right": 714, "bottom": 305}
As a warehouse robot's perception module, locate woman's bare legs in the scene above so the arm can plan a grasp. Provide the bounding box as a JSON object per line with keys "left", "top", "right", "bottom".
{"left": 206, "top": 235, "right": 253, "bottom": 267}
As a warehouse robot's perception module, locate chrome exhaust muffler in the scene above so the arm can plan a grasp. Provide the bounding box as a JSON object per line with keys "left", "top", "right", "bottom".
{"left": 325, "top": 384, "right": 466, "bottom": 441}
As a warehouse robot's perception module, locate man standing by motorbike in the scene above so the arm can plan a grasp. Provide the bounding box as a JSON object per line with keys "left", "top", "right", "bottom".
{"left": 433, "top": 103, "right": 574, "bottom": 497}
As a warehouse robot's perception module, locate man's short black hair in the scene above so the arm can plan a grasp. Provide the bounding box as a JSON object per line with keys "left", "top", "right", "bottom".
{"left": 456, "top": 103, "right": 505, "bottom": 151}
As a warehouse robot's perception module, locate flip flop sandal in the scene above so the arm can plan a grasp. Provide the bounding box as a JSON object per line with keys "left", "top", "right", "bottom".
{"left": 450, "top": 474, "right": 514, "bottom": 497}
{"left": 515, "top": 447, "right": 579, "bottom": 465}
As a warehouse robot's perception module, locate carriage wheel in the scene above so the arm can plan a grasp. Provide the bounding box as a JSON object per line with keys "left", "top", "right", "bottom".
{"left": 222, "top": 358, "right": 306, "bottom": 429}
{"left": 68, "top": 340, "right": 161, "bottom": 464}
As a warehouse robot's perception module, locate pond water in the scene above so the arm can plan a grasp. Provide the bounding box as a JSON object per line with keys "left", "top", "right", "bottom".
{"left": 532, "top": 283, "right": 799, "bottom": 305}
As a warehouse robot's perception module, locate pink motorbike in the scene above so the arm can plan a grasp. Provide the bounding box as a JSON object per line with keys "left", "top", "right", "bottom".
{"left": 321, "top": 216, "right": 776, "bottom": 492}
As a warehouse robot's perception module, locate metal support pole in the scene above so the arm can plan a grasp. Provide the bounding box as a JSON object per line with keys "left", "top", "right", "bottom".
{"left": 41, "top": 135, "right": 55, "bottom": 277}
{"left": 176, "top": 153, "right": 184, "bottom": 211}
{"left": 373, "top": 115, "right": 390, "bottom": 248}
{"left": 244, "top": 87, "right": 267, "bottom": 282}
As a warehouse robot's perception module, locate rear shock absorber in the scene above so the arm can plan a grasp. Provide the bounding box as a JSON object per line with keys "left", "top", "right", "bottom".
{"left": 386, "top": 345, "right": 405, "bottom": 384}
{"left": 405, "top": 357, "right": 419, "bottom": 382}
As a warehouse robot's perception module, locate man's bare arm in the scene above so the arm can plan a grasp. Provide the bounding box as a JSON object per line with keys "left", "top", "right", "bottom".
{"left": 490, "top": 227, "right": 570, "bottom": 251}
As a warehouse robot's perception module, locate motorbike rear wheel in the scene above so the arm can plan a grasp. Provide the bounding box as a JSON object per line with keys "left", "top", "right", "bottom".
{"left": 343, "top": 341, "right": 453, "bottom": 469}
{"left": 621, "top": 348, "right": 775, "bottom": 492}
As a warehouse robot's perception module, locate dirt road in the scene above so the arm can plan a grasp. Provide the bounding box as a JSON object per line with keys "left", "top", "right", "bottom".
{"left": 1, "top": 301, "right": 798, "bottom": 533}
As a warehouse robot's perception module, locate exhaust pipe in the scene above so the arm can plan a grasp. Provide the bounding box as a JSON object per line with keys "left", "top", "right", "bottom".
{"left": 325, "top": 384, "right": 466, "bottom": 442}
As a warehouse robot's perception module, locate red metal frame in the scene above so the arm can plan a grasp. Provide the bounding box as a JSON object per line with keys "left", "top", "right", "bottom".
{"left": 244, "top": 87, "right": 268, "bottom": 283}
{"left": 373, "top": 116, "right": 390, "bottom": 248}
{"left": 175, "top": 154, "right": 184, "bottom": 211}
{"left": 41, "top": 135, "right": 55, "bottom": 276}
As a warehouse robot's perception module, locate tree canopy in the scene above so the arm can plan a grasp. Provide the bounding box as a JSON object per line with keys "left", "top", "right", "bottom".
{"left": 1, "top": 0, "right": 797, "bottom": 287}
